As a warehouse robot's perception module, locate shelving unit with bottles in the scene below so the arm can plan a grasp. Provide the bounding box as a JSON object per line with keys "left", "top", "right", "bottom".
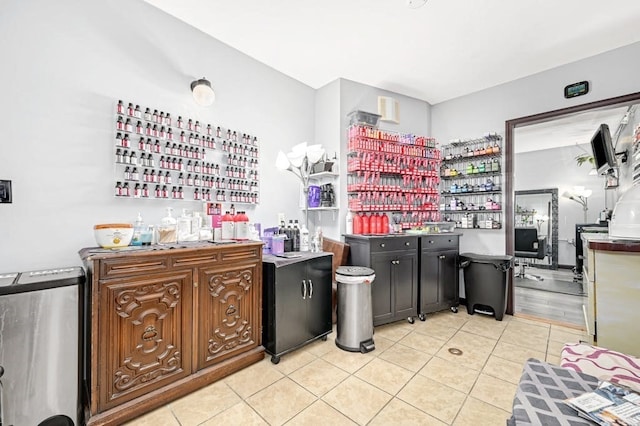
{"left": 307, "top": 171, "right": 339, "bottom": 211}
{"left": 347, "top": 124, "right": 441, "bottom": 230}
{"left": 113, "top": 100, "right": 259, "bottom": 204}
{"left": 439, "top": 134, "right": 503, "bottom": 229}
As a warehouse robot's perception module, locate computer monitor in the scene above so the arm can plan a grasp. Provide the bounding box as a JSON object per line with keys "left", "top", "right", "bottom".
{"left": 590, "top": 123, "right": 617, "bottom": 175}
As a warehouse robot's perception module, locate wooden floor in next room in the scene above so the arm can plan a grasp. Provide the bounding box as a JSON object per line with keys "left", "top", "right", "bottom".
{"left": 513, "top": 266, "right": 585, "bottom": 327}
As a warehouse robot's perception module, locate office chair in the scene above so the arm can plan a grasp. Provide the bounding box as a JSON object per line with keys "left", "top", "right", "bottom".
{"left": 514, "top": 227, "right": 547, "bottom": 281}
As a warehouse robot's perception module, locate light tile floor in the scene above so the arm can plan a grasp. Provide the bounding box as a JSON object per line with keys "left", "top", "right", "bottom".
{"left": 124, "top": 312, "right": 589, "bottom": 426}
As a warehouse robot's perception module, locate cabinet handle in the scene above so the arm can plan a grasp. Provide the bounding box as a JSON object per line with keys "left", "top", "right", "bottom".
{"left": 429, "top": 240, "right": 434, "bottom": 244}
{"left": 194, "top": 281, "right": 198, "bottom": 288}
{"left": 405, "top": 242, "right": 410, "bottom": 246}
{"left": 391, "top": 260, "right": 400, "bottom": 265}
{"left": 302, "top": 280, "right": 307, "bottom": 299}
{"left": 439, "top": 255, "right": 446, "bottom": 259}
{"left": 142, "top": 325, "right": 158, "bottom": 341}
{"left": 380, "top": 243, "right": 385, "bottom": 248}
{"left": 309, "top": 279, "right": 313, "bottom": 298}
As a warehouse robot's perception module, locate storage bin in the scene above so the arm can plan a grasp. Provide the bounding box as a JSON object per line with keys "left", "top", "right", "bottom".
{"left": 347, "top": 110, "right": 381, "bottom": 127}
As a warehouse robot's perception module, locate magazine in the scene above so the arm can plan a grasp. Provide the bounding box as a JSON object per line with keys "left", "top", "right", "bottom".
{"left": 565, "top": 381, "right": 640, "bottom": 426}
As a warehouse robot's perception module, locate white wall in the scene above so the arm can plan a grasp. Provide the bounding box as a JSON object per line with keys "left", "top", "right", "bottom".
{"left": 311, "top": 79, "right": 342, "bottom": 239}
{"left": 432, "top": 41, "right": 640, "bottom": 255}
{"left": 0, "top": 0, "right": 316, "bottom": 271}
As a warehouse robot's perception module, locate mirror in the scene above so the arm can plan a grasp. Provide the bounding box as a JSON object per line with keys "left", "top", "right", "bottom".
{"left": 514, "top": 189, "right": 558, "bottom": 269}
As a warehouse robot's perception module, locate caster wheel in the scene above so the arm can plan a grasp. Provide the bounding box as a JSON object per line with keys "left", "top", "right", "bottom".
{"left": 451, "top": 306, "right": 458, "bottom": 313}
{"left": 407, "top": 317, "right": 415, "bottom": 324}
{"left": 419, "top": 314, "right": 426, "bottom": 321}
{"left": 321, "top": 335, "right": 328, "bottom": 341}
{"left": 271, "top": 356, "right": 280, "bottom": 364}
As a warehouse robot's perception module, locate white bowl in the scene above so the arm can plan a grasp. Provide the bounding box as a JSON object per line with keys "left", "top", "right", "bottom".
{"left": 94, "top": 223, "right": 134, "bottom": 248}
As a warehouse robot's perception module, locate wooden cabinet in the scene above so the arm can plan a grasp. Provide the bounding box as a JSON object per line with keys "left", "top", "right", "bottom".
{"left": 345, "top": 236, "right": 418, "bottom": 326}
{"left": 262, "top": 253, "right": 332, "bottom": 364}
{"left": 419, "top": 235, "right": 459, "bottom": 319}
{"left": 80, "top": 242, "right": 263, "bottom": 426}
{"left": 581, "top": 235, "right": 640, "bottom": 356}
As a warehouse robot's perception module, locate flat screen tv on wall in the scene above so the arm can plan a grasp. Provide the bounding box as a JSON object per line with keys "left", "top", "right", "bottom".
{"left": 590, "top": 123, "right": 617, "bottom": 175}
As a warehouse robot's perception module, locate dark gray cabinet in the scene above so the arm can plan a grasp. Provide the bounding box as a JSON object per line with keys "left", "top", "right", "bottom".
{"left": 262, "top": 253, "right": 332, "bottom": 363}
{"left": 419, "top": 235, "right": 459, "bottom": 319}
{"left": 345, "top": 236, "right": 418, "bottom": 326}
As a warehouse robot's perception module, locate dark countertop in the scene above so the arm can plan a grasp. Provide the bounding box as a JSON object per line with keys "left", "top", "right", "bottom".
{"left": 581, "top": 233, "right": 640, "bottom": 253}
{"left": 263, "top": 251, "right": 331, "bottom": 267}
{"left": 343, "top": 232, "right": 463, "bottom": 240}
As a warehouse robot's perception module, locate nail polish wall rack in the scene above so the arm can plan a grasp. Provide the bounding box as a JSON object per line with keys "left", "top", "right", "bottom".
{"left": 114, "top": 99, "right": 259, "bottom": 203}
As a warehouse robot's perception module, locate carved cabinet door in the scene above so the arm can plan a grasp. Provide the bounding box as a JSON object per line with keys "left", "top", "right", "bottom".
{"left": 196, "top": 260, "right": 261, "bottom": 369}
{"left": 98, "top": 271, "right": 193, "bottom": 412}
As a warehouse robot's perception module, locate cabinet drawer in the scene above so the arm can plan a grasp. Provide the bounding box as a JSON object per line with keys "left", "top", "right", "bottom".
{"left": 170, "top": 244, "right": 261, "bottom": 268}
{"left": 421, "top": 235, "right": 459, "bottom": 251}
{"left": 100, "top": 256, "right": 169, "bottom": 278}
{"left": 369, "top": 237, "right": 417, "bottom": 252}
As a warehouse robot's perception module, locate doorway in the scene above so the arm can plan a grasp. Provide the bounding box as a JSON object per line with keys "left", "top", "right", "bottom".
{"left": 504, "top": 91, "right": 640, "bottom": 327}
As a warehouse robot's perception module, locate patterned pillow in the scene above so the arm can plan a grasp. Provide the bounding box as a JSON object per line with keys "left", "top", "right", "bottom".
{"left": 508, "top": 358, "right": 598, "bottom": 426}
{"left": 561, "top": 343, "right": 640, "bottom": 392}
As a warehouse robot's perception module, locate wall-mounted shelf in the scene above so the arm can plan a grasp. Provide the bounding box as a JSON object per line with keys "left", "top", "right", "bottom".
{"left": 440, "top": 170, "right": 502, "bottom": 180}
{"left": 309, "top": 171, "right": 339, "bottom": 180}
{"left": 440, "top": 134, "right": 503, "bottom": 230}
{"left": 347, "top": 124, "right": 441, "bottom": 227}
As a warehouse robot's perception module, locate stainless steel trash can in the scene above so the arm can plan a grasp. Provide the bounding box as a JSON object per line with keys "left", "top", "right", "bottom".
{"left": 335, "top": 266, "right": 376, "bottom": 353}
{"left": 0, "top": 267, "right": 85, "bottom": 426}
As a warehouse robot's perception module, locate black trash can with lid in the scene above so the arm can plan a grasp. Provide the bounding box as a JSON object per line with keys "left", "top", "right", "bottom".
{"left": 335, "top": 266, "right": 376, "bottom": 353}
{"left": 459, "top": 253, "right": 513, "bottom": 321}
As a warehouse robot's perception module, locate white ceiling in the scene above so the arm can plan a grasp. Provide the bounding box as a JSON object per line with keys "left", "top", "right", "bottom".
{"left": 145, "top": 0, "right": 640, "bottom": 104}
{"left": 514, "top": 105, "right": 634, "bottom": 154}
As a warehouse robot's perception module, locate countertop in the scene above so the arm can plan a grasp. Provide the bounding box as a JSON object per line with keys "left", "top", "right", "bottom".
{"left": 581, "top": 232, "right": 640, "bottom": 253}
{"left": 79, "top": 240, "right": 263, "bottom": 260}
{"left": 263, "top": 251, "right": 332, "bottom": 267}
{"left": 343, "top": 232, "right": 463, "bottom": 240}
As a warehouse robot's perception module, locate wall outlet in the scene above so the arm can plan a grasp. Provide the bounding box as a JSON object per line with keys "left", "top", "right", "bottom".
{"left": 277, "top": 213, "right": 285, "bottom": 225}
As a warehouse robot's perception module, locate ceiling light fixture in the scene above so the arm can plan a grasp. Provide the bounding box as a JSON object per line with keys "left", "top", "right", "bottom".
{"left": 406, "top": 0, "right": 428, "bottom": 9}
{"left": 190, "top": 77, "right": 215, "bottom": 106}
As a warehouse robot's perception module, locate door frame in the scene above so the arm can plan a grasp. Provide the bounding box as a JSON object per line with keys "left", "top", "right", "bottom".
{"left": 504, "top": 91, "right": 640, "bottom": 316}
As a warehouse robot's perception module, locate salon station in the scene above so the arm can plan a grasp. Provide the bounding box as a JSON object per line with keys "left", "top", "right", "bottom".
{"left": 2, "top": 1, "right": 640, "bottom": 425}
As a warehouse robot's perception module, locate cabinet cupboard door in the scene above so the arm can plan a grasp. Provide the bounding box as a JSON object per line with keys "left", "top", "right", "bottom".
{"left": 306, "top": 256, "right": 332, "bottom": 339}
{"left": 440, "top": 250, "right": 458, "bottom": 305}
{"left": 371, "top": 252, "right": 395, "bottom": 325}
{"left": 197, "top": 261, "right": 261, "bottom": 369}
{"left": 420, "top": 251, "right": 440, "bottom": 309}
{"left": 274, "top": 263, "right": 308, "bottom": 353}
{"left": 420, "top": 250, "right": 458, "bottom": 313}
{"left": 98, "top": 271, "right": 193, "bottom": 411}
{"left": 393, "top": 252, "right": 418, "bottom": 319}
